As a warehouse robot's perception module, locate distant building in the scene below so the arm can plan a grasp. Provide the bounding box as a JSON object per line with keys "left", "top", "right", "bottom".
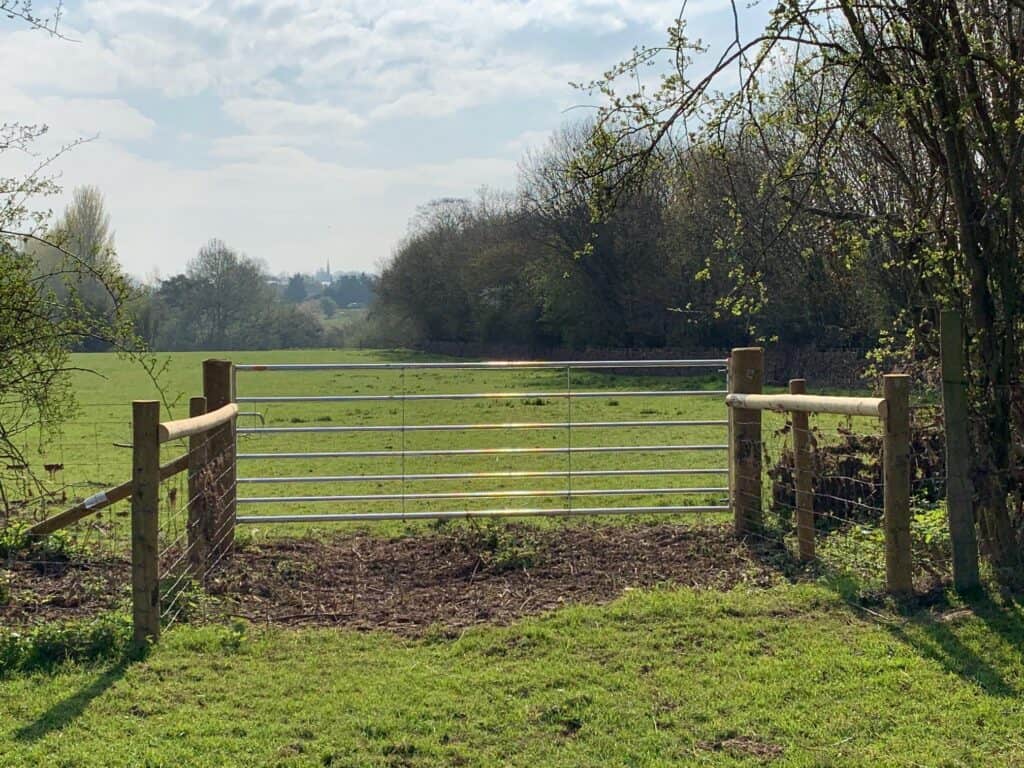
{"left": 313, "top": 257, "right": 333, "bottom": 286}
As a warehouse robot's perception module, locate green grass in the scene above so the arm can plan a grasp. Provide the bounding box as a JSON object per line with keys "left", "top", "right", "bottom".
{"left": 2, "top": 349, "right": 991, "bottom": 765}
{"left": 9, "top": 349, "right": 743, "bottom": 542}
{"left": 2, "top": 585, "right": 1024, "bottom": 766}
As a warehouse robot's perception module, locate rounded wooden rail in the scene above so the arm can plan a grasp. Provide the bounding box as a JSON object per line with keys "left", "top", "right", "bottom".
{"left": 725, "top": 393, "right": 886, "bottom": 418}
{"left": 158, "top": 403, "right": 238, "bottom": 443}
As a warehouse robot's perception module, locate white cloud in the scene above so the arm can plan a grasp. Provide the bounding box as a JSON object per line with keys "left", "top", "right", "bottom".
{"left": 2, "top": 0, "right": 754, "bottom": 273}
{"left": 222, "top": 97, "right": 365, "bottom": 141}
{"left": 40, "top": 135, "right": 518, "bottom": 277}
{"left": 0, "top": 83, "right": 155, "bottom": 144}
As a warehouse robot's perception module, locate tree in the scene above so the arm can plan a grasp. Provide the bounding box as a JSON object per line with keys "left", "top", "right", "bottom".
{"left": 0, "top": 10, "right": 166, "bottom": 513}
{"left": 585, "top": 0, "right": 1024, "bottom": 578}
{"left": 0, "top": 151, "right": 138, "bottom": 509}
{"left": 30, "top": 186, "right": 124, "bottom": 350}
{"left": 147, "top": 240, "right": 274, "bottom": 350}
{"left": 283, "top": 273, "right": 307, "bottom": 303}
{"left": 319, "top": 296, "right": 338, "bottom": 318}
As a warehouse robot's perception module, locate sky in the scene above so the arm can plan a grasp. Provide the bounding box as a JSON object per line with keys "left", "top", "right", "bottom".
{"left": 2, "top": 0, "right": 769, "bottom": 279}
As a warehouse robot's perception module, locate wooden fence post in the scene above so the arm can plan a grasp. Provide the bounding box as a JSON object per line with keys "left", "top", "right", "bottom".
{"left": 790, "top": 379, "right": 815, "bottom": 561}
{"left": 940, "top": 310, "right": 981, "bottom": 593}
{"left": 131, "top": 400, "right": 161, "bottom": 646}
{"left": 186, "top": 395, "right": 208, "bottom": 578}
{"left": 729, "top": 347, "right": 764, "bottom": 536}
{"left": 883, "top": 374, "right": 913, "bottom": 596}
{"left": 203, "top": 360, "right": 236, "bottom": 566}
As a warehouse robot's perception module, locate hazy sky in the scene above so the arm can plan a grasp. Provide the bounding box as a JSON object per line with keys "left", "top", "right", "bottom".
{"left": 3, "top": 1, "right": 768, "bottom": 278}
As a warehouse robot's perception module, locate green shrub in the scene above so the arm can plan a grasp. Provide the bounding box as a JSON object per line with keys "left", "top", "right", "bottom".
{"left": 0, "top": 522, "right": 83, "bottom": 561}
{"left": 0, "top": 612, "right": 134, "bottom": 676}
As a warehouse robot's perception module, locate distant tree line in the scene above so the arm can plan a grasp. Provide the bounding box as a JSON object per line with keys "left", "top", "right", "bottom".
{"left": 369, "top": 124, "right": 896, "bottom": 352}
{"left": 134, "top": 242, "right": 377, "bottom": 351}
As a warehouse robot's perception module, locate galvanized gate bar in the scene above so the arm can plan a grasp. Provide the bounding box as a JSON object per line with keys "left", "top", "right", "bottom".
{"left": 238, "top": 444, "right": 727, "bottom": 460}
{"left": 236, "top": 359, "right": 727, "bottom": 371}
{"left": 238, "top": 419, "right": 728, "bottom": 434}
{"left": 236, "top": 505, "right": 730, "bottom": 524}
{"left": 237, "top": 468, "right": 730, "bottom": 484}
{"left": 237, "top": 487, "right": 729, "bottom": 503}
{"left": 237, "top": 389, "right": 726, "bottom": 403}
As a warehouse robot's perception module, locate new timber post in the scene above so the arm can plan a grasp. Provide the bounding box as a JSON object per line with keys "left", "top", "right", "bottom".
{"left": 789, "top": 378, "right": 815, "bottom": 561}
{"left": 728, "top": 347, "right": 763, "bottom": 535}
{"left": 131, "top": 400, "right": 161, "bottom": 647}
{"left": 203, "top": 359, "right": 237, "bottom": 566}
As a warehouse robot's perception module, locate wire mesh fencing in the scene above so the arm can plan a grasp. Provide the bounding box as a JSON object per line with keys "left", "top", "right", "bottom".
{"left": 0, "top": 392, "right": 239, "bottom": 640}
{"left": 755, "top": 401, "right": 951, "bottom": 596}
{"left": 157, "top": 428, "right": 236, "bottom": 630}
{"left": 0, "top": 404, "right": 137, "bottom": 628}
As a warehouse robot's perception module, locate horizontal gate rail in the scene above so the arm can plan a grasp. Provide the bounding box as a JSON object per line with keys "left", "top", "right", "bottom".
{"left": 236, "top": 359, "right": 727, "bottom": 371}
{"left": 239, "top": 444, "right": 727, "bottom": 460}
{"left": 237, "top": 468, "right": 729, "bottom": 484}
{"left": 236, "top": 504, "right": 730, "bottom": 524}
{"left": 237, "top": 389, "right": 726, "bottom": 403}
{"left": 238, "top": 419, "right": 727, "bottom": 434}
{"left": 238, "top": 486, "right": 729, "bottom": 504}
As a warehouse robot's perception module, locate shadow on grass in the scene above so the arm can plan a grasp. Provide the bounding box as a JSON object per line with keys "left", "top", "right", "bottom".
{"left": 743, "top": 533, "right": 1024, "bottom": 697}
{"left": 13, "top": 659, "right": 134, "bottom": 742}
{"left": 884, "top": 592, "right": 1024, "bottom": 698}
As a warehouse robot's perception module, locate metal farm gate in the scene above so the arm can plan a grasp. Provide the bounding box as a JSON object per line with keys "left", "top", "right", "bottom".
{"left": 231, "top": 359, "right": 731, "bottom": 523}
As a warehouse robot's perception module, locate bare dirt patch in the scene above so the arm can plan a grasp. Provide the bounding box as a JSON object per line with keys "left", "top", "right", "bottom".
{"left": 2, "top": 523, "right": 783, "bottom": 634}
{"left": 1, "top": 557, "right": 129, "bottom": 624}
{"left": 210, "top": 522, "right": 780, "bottom": 635}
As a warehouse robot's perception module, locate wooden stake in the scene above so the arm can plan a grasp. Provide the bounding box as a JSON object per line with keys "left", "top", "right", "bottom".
{"left": 203, "top": 359, "right": 236, "bottom": 565}
{"left": 940, "top": 310, "right": 980, "bottom": 592}
{"left": 883, "top": 374, "right": 913, "bottom": 596}
{"left": 790, "top": 379, "right": 815, "bottom": 561}
{"left": 131, "top": 400, "right": 161, "bottom": 646}
{"left": 729, "top": 348, "right": 764, "bottom": 535}
{"left": 187, "top": 396, "right": 208, "bottom": 579}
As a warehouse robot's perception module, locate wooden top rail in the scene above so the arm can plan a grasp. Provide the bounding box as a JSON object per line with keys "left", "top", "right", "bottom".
{"left": 158, "top": 403, "right": 238, "bottom": 443}
{"left": 28, "top": 453, "right": 189, "bottom": 536}
{"left": 725, "top": 393, "right": 887, "bottom": 418}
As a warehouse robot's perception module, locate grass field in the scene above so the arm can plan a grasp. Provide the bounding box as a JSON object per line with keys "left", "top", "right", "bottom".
{"left": 3, "top": 349, "right": 1008, "bottom": 766}
{"left": 3, "top": 585, "right": 1024, "bottom": 766}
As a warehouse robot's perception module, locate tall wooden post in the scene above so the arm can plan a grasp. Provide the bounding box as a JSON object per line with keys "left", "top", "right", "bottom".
{"left": 203, "top": 359, "right": 236, "bottom": 566}
{"left": 131, "top": 400, "right": 161, "bottom": 646}
{"left": 729, "top": 348, "right": 764, "bottom": 536}
{"left": 883, "top": 374, "right": 913, "bottom": 596}
{"left": 940, "top": 310, "right": 980, "bottom": 593}
{"left": 790, "top": 379, "right": 815, "bottom": 561}
{"left": 186, "top": 395, "right": 208, "bottom": 578}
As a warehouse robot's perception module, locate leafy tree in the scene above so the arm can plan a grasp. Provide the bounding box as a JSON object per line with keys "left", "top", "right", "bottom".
{"left": 30, "top": 186, "right": 124, "bottom": 350}
{"left": 0, "top": 144, "right": 140, "bottom": 509}
{"left": 582, "top": 0, "right": 1024, "bottom": 578}
{"left": 325, "top": 273, "right": 376, "bottom": 307}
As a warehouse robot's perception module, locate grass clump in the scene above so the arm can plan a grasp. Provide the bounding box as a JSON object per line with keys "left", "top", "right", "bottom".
{"left": 0, "top": 612, "right": 134, "bottom": 676}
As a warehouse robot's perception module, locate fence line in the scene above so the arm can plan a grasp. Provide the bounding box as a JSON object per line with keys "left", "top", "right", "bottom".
{"left": 725, "top": 346, "right": 914, "bottom": 596}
